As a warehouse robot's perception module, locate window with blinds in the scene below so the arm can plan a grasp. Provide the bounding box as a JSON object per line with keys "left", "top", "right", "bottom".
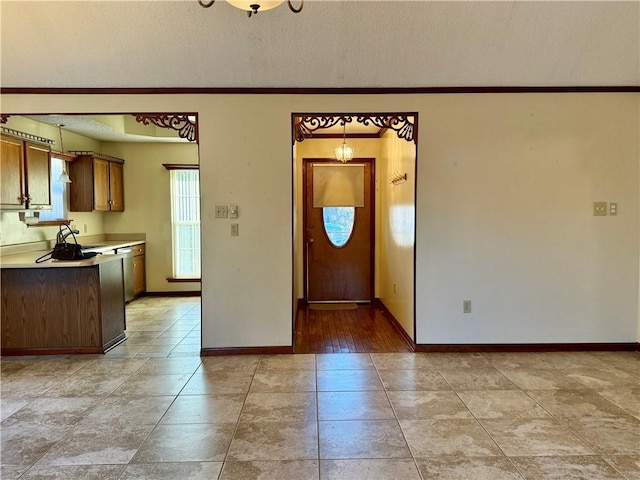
{"left": 170, "top": 169, "right": 201, "bottom": 278}
{"left": 39, "top": 156, "right": 66, "bottom": 221}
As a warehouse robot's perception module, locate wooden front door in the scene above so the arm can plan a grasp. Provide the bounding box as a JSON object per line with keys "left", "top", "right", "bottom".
{"left": 304, "top": 159, "right": 374, "bottom": 302}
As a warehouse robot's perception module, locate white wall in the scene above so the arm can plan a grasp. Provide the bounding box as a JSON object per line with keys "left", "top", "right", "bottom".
{"left": 379, "top": 130, "right": 416, "bottom": 339}
{"left": 101, "top": 142, "right": 200, "bottom": 293}
{"left": 2, "top": 93, "right": 638, "bottom": 349}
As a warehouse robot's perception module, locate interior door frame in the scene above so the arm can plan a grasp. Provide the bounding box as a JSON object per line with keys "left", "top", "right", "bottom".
{"left": 302, "top": 157, "right": 376, "bottom": 303}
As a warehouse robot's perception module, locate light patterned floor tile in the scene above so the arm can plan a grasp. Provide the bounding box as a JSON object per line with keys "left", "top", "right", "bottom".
{"left": 319, "top": 420, "right": 411, "bottom": 459}
{"left": 320, "top": 459, "right": 421, "bottom": 480}
{"left": 133, "top": 423, "right": 236, "bottom": 463}
{"left": 400, "top": 419, "right": 502, "bottom": 457}
{"left": 220, "top": 460, "right": 319, "bottom": 480}
{"left": 120, "top": 462, "right": 223, "bottom": 480}
{"left": 511, "top": 456, "right": 625, "bottom": 480}
{"left": 416, "top": 456, "right": 523, "bottom": 480}
{"left": 228, "top": 421, "right": 318, "bottom": 461}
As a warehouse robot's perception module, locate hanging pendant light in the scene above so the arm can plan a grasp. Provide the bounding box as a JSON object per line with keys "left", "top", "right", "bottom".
{"left": 56, "top": 124, "right": 71, "bottom": 184}
{"left": 198, "top": 0, "right": 303, "bottom": 17}
{"left": 334, "top": 118, "right": 354, "bottom": 163}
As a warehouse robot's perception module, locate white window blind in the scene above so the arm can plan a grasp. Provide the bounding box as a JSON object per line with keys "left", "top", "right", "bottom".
{"left": 39, "top": 157, "right": 66, "bottom": 221}
{"left": 312, "top": 164, "right": 365, "bottom": 207}
{"left": 170, "top": 169, "right": 201, "bottom": 278}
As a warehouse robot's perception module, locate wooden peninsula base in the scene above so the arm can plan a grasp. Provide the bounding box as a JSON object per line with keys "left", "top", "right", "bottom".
{"left": 1, "top": 257, "right": 126, "bottom": 355}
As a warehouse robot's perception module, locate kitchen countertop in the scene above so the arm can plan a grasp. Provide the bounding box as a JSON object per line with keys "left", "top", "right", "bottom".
{"left": 0, "top": 240, "right": 145, "bottom": 269}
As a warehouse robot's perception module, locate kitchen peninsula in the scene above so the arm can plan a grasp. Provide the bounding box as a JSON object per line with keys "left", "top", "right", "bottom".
{"left": 1, "top": 250, "right": 128, "bottom": 355}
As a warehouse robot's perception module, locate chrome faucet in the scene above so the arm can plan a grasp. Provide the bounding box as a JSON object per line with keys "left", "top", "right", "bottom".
{"left": 56, "top": 228, "right": 79, "bottom": 244}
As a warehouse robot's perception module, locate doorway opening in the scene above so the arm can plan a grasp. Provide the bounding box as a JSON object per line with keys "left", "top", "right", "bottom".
{"left": 1, "top": 113, "right": 203, "bottom": 356}
{"left": 292, "top": 113, "right": 418, "bottom": 353}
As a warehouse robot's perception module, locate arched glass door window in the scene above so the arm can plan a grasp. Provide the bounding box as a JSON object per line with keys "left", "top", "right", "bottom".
{"left": 323, "top": 207, "right": 355, "bottom": 247}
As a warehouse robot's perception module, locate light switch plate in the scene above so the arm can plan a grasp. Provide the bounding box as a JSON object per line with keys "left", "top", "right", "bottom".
{"left": 231, "top": 223, "right": 239, "bottom": 236}
{"left": 215, "top": 205, "right": 228, "bottom": 218}
{"left": 593, "top": 202, "right": 607, "bottom": 216}
{"left": 229, "top": 204, "right": 238, "bottom": 218}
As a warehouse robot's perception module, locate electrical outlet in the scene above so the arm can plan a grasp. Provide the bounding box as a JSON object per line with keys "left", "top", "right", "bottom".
{"left": 610, "top": 203, "right": 618, "bottom": 216}
{"left": 231, "top": 223, "right": 239, "bottom": 236}
{"left": 215, "top": 205, "right": 228, "bottom": 218}
{"left": 463, "top": 300, "right": 472, "bottom": 313}
{"left": 593, "top": 202, "right": 607, "bottom": 216}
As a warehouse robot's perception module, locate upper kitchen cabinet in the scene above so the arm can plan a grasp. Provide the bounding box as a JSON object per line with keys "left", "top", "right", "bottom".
{"left": 68, "top": 153, "right": 125, "bottom": 212}
{"left": 0, "top": 133, "right": 52, "bottom": 211}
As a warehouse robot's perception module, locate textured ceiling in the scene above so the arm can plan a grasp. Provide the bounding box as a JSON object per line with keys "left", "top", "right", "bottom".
{"left": 1, "top": 1, "right": 639, "bottom": 89}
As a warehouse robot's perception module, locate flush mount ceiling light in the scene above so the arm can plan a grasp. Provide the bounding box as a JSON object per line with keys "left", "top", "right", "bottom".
{"left": 55, "top": 124, "right": 71, "bottom": 184}
{"left": 335, "top": 119, "right": 355, "bottom": 163}
{"left": 198, "top": 0, "right": 303, "bottom": 17}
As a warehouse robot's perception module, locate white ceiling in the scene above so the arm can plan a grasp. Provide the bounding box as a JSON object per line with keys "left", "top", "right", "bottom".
{"left": 1, "top": 1, "right": 638, "bottom": 89}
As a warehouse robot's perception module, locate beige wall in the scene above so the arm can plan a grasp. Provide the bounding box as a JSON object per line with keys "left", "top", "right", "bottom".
{"left": 101, "top": 142, "right": 200, "bottom": 293}
{"left": 379, "top": 130, "right": 416, "bottom": 339}
{"left": 2, "top": 93, "right": 638, "bottom": 349}
{"left": 417, "top": 94, "right": 638, "bottom": 344}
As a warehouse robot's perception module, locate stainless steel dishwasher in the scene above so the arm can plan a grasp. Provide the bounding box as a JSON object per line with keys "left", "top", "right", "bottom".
{"left": 116, "top": 247, "right": 134, "bottom": 302}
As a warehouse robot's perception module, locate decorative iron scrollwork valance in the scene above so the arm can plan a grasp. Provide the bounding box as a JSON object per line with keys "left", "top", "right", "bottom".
{"left": 293, "top": 113, "right": 417, "bottom": 144}
{"left": 133, "top": 114, "right": 198, "bottom": 142}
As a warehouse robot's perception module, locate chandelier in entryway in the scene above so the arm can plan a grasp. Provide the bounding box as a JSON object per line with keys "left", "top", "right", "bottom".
{"left": 335, "top": 120, "right": 355, "bottom": 163}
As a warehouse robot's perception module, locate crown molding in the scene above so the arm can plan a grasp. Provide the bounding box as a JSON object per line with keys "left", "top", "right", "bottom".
{"left": 1, "top": 86, "right": 639, "bottom": 95}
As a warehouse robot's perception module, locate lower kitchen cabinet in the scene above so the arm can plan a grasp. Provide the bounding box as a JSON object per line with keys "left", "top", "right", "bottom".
{"left": 133, "top": 243, "right": 146, "bottom": 297}
{"left": 1, "top": 258, "right": 126, "bottom": 355}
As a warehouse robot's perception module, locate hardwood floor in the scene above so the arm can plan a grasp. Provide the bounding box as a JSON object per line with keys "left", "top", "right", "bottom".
{"left": 294, "top": 303, "right": 413, "bottom": 353}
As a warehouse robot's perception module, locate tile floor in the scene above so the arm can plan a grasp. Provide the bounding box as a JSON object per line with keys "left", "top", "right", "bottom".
{"left": 105, "top": 296, "right": 203, "bottom": 358}
{"left": 1, "top": 297, "right": 640, "bottom": 479}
